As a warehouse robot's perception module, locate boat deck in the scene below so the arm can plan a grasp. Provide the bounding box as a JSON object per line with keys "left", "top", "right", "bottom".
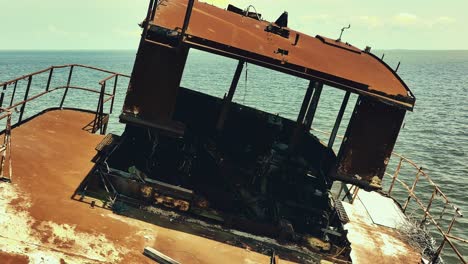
{"left": 342, "top": 188, "right": 422, "bottom": 263}
{"left": 0, "top": 109, "right": 287, "bottom": 263}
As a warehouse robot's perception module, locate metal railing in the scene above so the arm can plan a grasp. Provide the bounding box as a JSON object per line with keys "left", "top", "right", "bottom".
{"left": 310, "top": 127, "right": 466, "bottom": 263}
{"left": 0, "top": 64, "right": 130, "bottom": 134}
{"left": 0, "top": 109, "right": 12, "bottom": 182}
{"left": 383, "top": 153, "right": 466, "bottom": 263}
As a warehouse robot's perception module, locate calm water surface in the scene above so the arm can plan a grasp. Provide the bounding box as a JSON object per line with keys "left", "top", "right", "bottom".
{"left": 0, "top": 50, "right": 467, "bottom": 262}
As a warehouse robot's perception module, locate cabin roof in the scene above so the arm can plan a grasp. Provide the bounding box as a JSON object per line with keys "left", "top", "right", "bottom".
{"left": 151, "top": 0, "right": 415, "bottom": 110}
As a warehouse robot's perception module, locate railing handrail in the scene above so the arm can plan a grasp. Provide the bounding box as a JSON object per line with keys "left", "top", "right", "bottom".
{"left": 0, "top": 64, "right": 130, "bottom": 134}
{"left": 0, "top": 109, "right": 12, "bottom": 182}
{"left": 311, "top": 127, "right": 466, "bottom": 263}
{"left": 0, "top": 64, "right": 130, "bottom": 87}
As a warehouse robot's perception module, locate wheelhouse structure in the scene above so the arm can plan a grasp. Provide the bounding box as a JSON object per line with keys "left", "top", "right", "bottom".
{"left": 0, "top": 0, "right": 466, "bottom": 263}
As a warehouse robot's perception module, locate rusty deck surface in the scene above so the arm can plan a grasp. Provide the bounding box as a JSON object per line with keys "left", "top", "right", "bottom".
{"left": 0, "top": 109, "right": 292, "bottom": 263}
{"left": 342, "top": 189, "right": 422, "bottom": 264}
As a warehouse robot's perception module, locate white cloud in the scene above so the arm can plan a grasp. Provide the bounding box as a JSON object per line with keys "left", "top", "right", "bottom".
{"left": 357, "top": 15, "right": 383, "bottom": 29}
{"left": 393, "top": 12, "right": 419, "bottom": 26}
{"left": 434, "top": 16, "right": 455, "bottom": 25}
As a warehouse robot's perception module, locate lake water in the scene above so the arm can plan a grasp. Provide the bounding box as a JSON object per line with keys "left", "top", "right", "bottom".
{"left": 0, "top": 49, "right": 467, "bottom": 262}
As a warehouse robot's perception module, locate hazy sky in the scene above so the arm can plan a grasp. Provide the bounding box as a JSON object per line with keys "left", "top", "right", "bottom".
{"left": 0, "top": 0, "right": 466, "bottom": 50}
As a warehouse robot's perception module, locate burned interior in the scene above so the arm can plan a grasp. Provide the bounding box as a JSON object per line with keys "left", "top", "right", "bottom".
{"left": 76, "top": 0, "right": 416, "bottom": 261}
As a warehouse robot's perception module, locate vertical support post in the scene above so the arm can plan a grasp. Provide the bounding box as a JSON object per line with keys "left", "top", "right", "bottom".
{"left": 179, "top": 0, "right": 195, "bottom": 43}
{"left": 216, "top": 60, "right": 245, "bottom": 131}
{"left": 351, "top": 186, "right": 360, "bottom": 204}
{"left": 296, "top": 81, "right": 315, "bottom": 124}
{"left": 18, "top": 76, "right": 32, "bottom": 123}
{"left": 421, "top": 186, "right": 437, "bottom": 226}
{"left": 110, "top": 75, "right": 118, "bottom": 114}
{"left": 0, "top": 113, "right": 12, "bottom": 182}
{"left": 304, "top": 81, "right": 323, "bottom": 130}
{"left": 60, "top": 65, "right": 74, "bottom": 109}
{"left": 9, "top": 81, "right": 18, "bottom": 107}
{"left": 93, "top": 83, "right": 106, "bottom": 134}
{"left": 143, "top": 0, "right": 156, "bottom": 38}
{"left": 0, "top": 84, "right": 7, "bottom": 108}
{"left": 150, "top": 0, "right": 158, "bottom": 21}
{"left": 403, "top": 167, "right": 422, "bottom": 212}
{"left": 388, "top": 157, "right": 403, "bottom": 195}
{"left": 99, "top": 83, "right": 105, "bottom": 135}
{"left": 328, "top": 91, "right": 350, "bottom": 149}
{"left": 46, "top": 68, "right": 54, "bottom": 91}
{"left": 432, "top": 214, "right": 457, "bottom": 263}
{"left": 336, "top": 182, "right": 345, "bottom": 200}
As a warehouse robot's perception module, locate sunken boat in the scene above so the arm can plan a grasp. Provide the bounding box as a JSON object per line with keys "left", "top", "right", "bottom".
{"left": 0, "top": 0, "right": 466, "bottom": 263}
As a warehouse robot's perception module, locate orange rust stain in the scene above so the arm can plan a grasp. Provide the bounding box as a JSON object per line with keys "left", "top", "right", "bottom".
{"left": 153, "top": 0, "right": 409, "bottom": 98}
{"left": 9, "top": 109, "right": 295, "bottom": 263}
{"left": 0, "top": 251, "right": 29, "bottom": 264}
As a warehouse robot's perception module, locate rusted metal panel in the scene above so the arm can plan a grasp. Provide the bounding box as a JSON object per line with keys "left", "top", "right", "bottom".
{"left": 335, "top": 96, "right": 405, "bottom": 187}
{"left": 150, "top": 0, "right": 415, "bottom": 109}
{"left": 122, "top": 41, "right": 189, "bottom": 127}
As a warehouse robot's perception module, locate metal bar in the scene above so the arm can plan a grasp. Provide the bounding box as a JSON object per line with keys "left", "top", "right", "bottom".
{"left": 150, "top": 0, "right": 158, "bottom": 20}
{"left": 391, "top": 152, "right": 459, "bottom": 215}
{"left": 304, "top": 82, "right": 323, "bottom": 129}
{"left": 0, "top": 64, "right": 129, "bottom": 87}
{"left": 0, "top": 84, "right": 6, "bottom": 108}
{"left": 93, "top": 83, "right": 106, "bottom": 134}
{"left": 216, "top": 60, "right": 245, "bottom": 130}
{"left": 45, "top": 68, "right": 54, "bottom": 91}
{"left": 296, "top": 81, "right": 315, "bottom": 123}
{"left": 395, "top": 62, "right": 401, "bottom": 72}
{"left": 446, "top": 234, "right": 468, "bottom": 244}
{"left": 179, "top": 0, "right": 195, "bottom": 42}
{"left": 9, "top": 81, "right": 18, "bottom": 107}
{"left": 92, "top": 95, "right": 102, "bottom": 133}
{"left": 351, "top": 186, "right": 360, "bottom": 204}
{"left": 403, "top": 167, "right": 422, "bottom": 212}
{"left": 18, "top": 76, "right": 32, "bottom": 123}
{"left": 433, "top": 214, "right": 458, "bottom": 262}
{"left": 183, "top": 39, "right": 415, "bottom": 111}
{"left": 328, "top": 91, "right": 350, "bottom": 148}
{"left": 341, "top": 184, "right": 354, "bottom": 202}
{"left": 336, "top": 182, "right": 345, "bottom": 200}
{"left": 99, "top": 74, "right": 118, "bottom": 85}
{"left": 392, "top": 174, "right": 466, "bottom": 263}
{"left": 110, "top": 75, "right": 118, "bottom": 114}
{"left": 421, "top": 186, "right": 437, "bottom": 225}
{"left": 99, "top": 83, "right": 106, "bottom": 135}
{"left": 388, "top": 157, "right": 403, "bottom": 195}
{"left": 59, "top": 65, "right": 74, "bottom": 108}
{"left": 0, "top": 66, "right": 54, "bottom": 86}
{"left": 142, "top": 0, "right": 156, "bottom": 40}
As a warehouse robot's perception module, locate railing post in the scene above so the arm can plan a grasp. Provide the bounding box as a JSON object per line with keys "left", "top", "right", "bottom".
{"left": 0, "top": 112, "right": 12, "bottom": 182}
{"left": 60, "top": 65, "right": 74, "bottom": 109}
{"left": 93, "top": 83, "right": 106, "bottom": 134}
{"left": 99, "top": 84, "right": 105, "bottom": 135}
{"left": 328, "top": 91, "right": 350, "bottom": 149}
{"left": 432, "top": 213, "right": 458, "bottom": 263}
{"left": 388, "top": 157, "right": 403, "bottom": 195}
{"left": 0, "top": 84, "right": 7, "bottom": 108}
{"left": 110, "top": 75, "right": 118, "bottom": 114}
{"left": 421, "top": 186, "right": 437, "bottom": 226}
{"left": 46, "top": 68, "right": 54, "bottom": 91}
{"left": 18, "top": 76, "right": 33, "bottom": 123}
{"left": 403, "top": 167, "right": 422, "bottom": 213}
{"left": 179, "top": 0, "right": 195, "bottom": 43}
{"left": 9, "top": 81, "right": 18, "bottom": 107}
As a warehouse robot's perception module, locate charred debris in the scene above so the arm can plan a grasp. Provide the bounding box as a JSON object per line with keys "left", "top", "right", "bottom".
{"left": 77, "top": 0, "right": 415, "bottom": 262}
